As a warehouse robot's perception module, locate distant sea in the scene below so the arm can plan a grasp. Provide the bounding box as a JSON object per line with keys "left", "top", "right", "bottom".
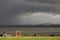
{"left": 0, "top": 26, "right": 60, "bottom": 34}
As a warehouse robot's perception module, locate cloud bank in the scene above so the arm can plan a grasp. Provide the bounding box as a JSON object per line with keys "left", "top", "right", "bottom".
{"left": 0, "top": 0, "right": 60, "bottom": 25}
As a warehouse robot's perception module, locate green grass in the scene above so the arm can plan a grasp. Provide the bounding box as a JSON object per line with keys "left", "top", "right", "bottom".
{"left": 0, "top": 37, "right": 60, "bottom": 40}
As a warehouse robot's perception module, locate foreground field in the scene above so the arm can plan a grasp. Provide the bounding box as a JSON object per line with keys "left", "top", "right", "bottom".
{"left": 0, "top": 37, "right": 60, "bottom": 40}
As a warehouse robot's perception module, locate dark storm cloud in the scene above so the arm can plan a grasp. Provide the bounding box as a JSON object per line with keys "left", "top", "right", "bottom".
{"left": 0, "top": 0, "right": 60, "bottom": 25}
{"left": 27, "top": 0, "right": 60, "bottom": 4}
{"left": 0, "top": 0, "right": 60, "bottom": 14}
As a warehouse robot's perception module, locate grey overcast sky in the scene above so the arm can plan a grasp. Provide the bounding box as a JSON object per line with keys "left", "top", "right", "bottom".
{"left": 0, "top": 0, "right": 60, "bottom": 25}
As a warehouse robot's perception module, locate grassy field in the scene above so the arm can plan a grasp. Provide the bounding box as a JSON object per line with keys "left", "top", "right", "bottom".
{"left": 0, "top": 37, "right": 60, "bottom": 40}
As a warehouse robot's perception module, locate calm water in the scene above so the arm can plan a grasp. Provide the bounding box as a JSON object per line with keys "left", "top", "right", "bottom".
{"left": 0, "top": 27, "right": 60, "bottom": 34}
